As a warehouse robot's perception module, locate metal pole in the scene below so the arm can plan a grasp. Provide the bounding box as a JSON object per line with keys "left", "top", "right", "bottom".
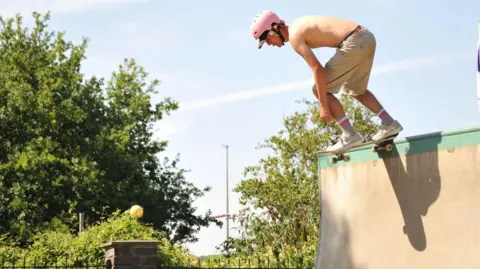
{"left": 79, "top": 212, "right": 85, "bottom": 235}
{"left": 222, "top": 144, "right": 230, "bottom": 242}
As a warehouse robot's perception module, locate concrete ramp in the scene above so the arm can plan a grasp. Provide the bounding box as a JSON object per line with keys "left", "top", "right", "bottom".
{"left": 315, "top": 126, "right": 480, "bottom": 269}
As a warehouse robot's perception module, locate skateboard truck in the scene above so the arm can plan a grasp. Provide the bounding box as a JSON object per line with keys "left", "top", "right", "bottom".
{"left": 331, "top": 153, "right": 350, "bottom": 164}
{"left": 372, "top": 143, "right": 393, "bottom": 152}
{"left": 371, "top": 135, "right": 398, "bottom": 153}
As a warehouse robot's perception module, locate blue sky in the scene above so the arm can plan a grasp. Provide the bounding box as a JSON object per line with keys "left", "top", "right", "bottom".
{"left": 1, "top": 0, "right": 479, "bottom": 256}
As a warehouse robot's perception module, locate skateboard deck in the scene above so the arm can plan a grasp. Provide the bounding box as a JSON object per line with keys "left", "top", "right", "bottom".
{"left": 319, "top": 134, "right": 399, "bottom": 164}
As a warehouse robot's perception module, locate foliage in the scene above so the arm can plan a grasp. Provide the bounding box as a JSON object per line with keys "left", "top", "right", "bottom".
{"left": 227, "top": 96, "right": 380, "bottom": 268}
{"left": 0, "top": 211, "right": 196, "bottom": 265}
{"left": 0, "top": 11, "right": 220, "bottom": 246}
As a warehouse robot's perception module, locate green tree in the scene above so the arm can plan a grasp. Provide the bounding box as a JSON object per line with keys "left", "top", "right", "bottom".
{"left": 230, "top": 97, "right": 380, "bottom": 268}
{"left": 0, "top": 11, "right": 220, "bottom": 246}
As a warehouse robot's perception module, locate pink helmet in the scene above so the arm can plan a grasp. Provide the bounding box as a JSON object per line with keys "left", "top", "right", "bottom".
{"left": 251, "top": 10, "right": 282, "bottom": 49}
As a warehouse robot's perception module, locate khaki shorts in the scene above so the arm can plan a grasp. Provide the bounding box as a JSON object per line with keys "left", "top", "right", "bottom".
{"left": 313, "top": 27, "right": 376, "bottom": 96}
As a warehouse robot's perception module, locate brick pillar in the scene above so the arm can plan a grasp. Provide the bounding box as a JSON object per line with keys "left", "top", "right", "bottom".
{"left": 102, "top": 240, "right": 161, "bottom": 269}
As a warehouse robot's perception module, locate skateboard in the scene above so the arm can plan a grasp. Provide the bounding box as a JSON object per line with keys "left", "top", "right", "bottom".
{"left": 319, "top": 134, "right": 399, "bottom": 164}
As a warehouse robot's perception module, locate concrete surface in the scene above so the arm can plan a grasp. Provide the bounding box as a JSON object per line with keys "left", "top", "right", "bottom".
{"left": 315, "top": 127, "right": 480, "bottom": 269}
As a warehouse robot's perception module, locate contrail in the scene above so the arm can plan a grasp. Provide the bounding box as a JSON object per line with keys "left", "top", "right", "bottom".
{"left": 178, "top": 52, "right": 469, "bottom": 112}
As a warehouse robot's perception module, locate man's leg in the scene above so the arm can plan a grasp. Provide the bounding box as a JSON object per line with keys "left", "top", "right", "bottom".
{"left": 312, "top": 86, "right": 363, "bottom": 153}
{"left": 341, "top": 27, "right": 403, "bottom": 140}
{"left": 353, "top": 90, "right": 394, "bottom": 126}
{"left": 312, "top": 47, "right": 368, "bottom": 151}
{"left": 312, "top": 88, "right": 357, "bottom": 137}
{"left": 353, "top": 90, "right": 403, "bottom": 140}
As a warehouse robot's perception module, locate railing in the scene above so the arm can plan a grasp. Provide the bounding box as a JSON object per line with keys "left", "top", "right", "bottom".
{"left": 0, "top": 257, "right": 297, "bottom": 269}
{"left": 0, "top": 257, "right": 104, "bottom": 269}
{"left": 157, "top": 258, "right": 298, "bottom": 269}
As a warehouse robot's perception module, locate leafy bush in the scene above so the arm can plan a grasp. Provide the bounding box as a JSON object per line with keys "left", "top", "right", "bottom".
{"left": 0, "top": 209, "right": 196, "bottom": 266}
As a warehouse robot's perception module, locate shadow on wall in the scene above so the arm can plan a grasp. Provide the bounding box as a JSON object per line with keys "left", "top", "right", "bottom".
{"left": 313, "top": 196, "right": 366, "bottom": 269}
{"left": 381, "top": 132, "right": 442, "bottom": 251}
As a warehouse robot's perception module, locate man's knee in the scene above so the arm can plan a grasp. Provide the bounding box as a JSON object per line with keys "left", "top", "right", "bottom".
{"left": 351, "top": 89, "right": 370, "bottom": 100}
{"left": 312, "top": 85, "right": 338, "bottom": 99}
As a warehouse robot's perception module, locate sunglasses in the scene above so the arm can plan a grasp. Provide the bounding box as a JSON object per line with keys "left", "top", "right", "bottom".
{"left": 259, "top": 30, "right": 277, "bottom": 41}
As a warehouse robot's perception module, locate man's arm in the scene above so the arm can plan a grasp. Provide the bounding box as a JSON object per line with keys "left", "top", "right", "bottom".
{"left": 293, "top": 41, "right": 329, "bottom": 108}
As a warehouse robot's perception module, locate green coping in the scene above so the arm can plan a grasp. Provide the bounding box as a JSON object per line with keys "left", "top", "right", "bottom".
{"left": 317, "top": 125, "right": 480, "bottom": 169}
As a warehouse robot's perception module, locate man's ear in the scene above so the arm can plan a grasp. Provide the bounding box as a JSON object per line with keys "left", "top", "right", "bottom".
{"left": 271, "top": 23, "right": 279, "bottom": 31}
{"left": 271, "top": 21, "right": 285, "bottom": 31}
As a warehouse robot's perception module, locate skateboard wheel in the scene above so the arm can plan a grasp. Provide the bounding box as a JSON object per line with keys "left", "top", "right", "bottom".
{"left": 372, "top": 146, "right": 378, "bottom": 152}
{"left": 385, "top": 144, "right": 393, "bottom": 151}
{"left": 344, "top": 155, "right": 351, "bottom": 162}
{"left": 330, "top": 157, "right": 337, "bottom": 164}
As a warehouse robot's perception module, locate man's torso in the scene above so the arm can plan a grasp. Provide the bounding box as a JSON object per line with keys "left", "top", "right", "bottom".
{"left": 289, "top": 15, "right": 359, "bottom": 48}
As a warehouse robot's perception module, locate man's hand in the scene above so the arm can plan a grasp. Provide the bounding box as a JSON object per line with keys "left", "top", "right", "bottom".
{"left": 320, "top": 105, "right": 334, "bottom": 124}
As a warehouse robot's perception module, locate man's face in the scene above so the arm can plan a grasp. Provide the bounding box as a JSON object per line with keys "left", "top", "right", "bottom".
{"left": 266, "top": 34, "right": 283, "bottom": 47}
{"left": 259, "top": 30, "right": 283, "bottom": 48}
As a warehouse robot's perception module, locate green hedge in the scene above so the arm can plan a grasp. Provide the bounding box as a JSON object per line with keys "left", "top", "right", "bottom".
{"left": 0, "top": 210, "right": 195, "bottom": 266}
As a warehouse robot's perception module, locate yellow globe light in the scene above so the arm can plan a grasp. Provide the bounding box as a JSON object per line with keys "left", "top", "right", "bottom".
{"left": 129, "top": 205, "right": 143, "bottom": 218}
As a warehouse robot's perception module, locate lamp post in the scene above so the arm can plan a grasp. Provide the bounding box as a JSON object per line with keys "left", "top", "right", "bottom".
{"left": 222, "top": 144, "right": 230, "bottom": 242}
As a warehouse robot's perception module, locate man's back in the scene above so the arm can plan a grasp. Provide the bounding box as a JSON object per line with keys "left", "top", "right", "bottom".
{"left": 289, "top": 15, "right": 358, "bottom": 48}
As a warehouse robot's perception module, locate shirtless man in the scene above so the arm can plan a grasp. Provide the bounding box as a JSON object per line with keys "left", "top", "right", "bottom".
{"left": 250, "top": 10, "right": 403, "bottom": 152}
